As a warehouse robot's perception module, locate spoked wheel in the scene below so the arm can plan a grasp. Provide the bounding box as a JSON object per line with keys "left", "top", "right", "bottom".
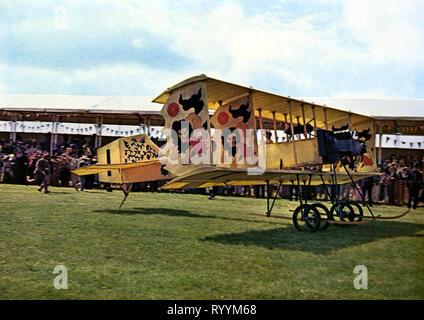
{"left": 292, "top": 204, "right": 321, "bottom": 232}
{"left": 329, "top": 201, "right": 357, "bottom": 225}
{"left": 310, "top": 203, "right": 330, "bottom": 230}
{"left": 347, "top": 201, "right": 363, "bottom": 222}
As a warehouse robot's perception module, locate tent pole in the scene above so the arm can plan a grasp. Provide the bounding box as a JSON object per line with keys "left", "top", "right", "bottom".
{"left": 50, "top": 114, "right": 58, "bottom": 155}
{"left": 378, "top": 121, "right": 383, "bottom": 166}
{"left": 10, "top": 115, "right": 17, "bottom": 142}
{"left": 96, "top": 115, "right": 103, "bottom": 148}
{"left": 147, "top": 117, "right": 151, "bottom": 136}
{"left": 55, "top": 115, "right": 59, "bottom": 151}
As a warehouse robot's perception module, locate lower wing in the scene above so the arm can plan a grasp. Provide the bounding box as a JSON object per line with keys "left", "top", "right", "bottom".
{"left": 161, "top": 166, "right": 379, "bottom": 190}
{"left": 72, "top": 160, "right": 162, "bottom": 176}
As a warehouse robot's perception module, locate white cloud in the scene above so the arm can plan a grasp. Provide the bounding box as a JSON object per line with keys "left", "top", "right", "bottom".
{"left": 0, "top": 63, "right": 189, "bottom": 96}
{"left": 1, "top": 0, "right": 423, "bottom": 99}
{"left": 113, "top": 0, "right": 423, "bottom": 94}
{"left": 131, "top": 39, "right": 145, "bottom": 49}
{"left": 342, "top": 0, "right": 424, "bottom": 68}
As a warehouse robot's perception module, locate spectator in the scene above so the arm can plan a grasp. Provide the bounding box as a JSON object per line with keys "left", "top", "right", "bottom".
{"left": 58, "top": 156, "right": 71, "bottom": 187}
{"left": 13, "top": 150, "right": 29, "bottom": 185}
{"left": 34, "top": 153, "right": 51, "bottom": 193}
{"left": 361, "top": 176, "right": 374, "bottom": 206}
{"left": 407, "top": 164, "right": 422, "bottom": 210}
{"left": 67, "top": 153, "right": 80, "bottom": 190}
{"left": 76, "top": 155, "right": 90, "bottom": 191}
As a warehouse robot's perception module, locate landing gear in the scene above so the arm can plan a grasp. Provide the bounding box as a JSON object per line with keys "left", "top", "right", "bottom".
{"left": 347, "top": 201, "right": 364, "bottom": 222}
{"left": 310, "top": 203, "right": 330, "bottom": 230}
{"left": 292, "top": 204, "right": 321, "bottom": 232}
{"left": 329, "top": 201, "right": 363, "bottom": 223}
{"left": 251, "top": 165, "right": 381, "bottom": 232}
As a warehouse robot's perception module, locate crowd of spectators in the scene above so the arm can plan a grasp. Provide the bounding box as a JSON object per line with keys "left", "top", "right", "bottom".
{"left": 1, "top": 135, "right": 423, "bottom": 208}
{"left": 375, "top": 154, "right": 423, "bottom": 209}
{"left": 0, "top": 136, "right": 97, "bottom": 193}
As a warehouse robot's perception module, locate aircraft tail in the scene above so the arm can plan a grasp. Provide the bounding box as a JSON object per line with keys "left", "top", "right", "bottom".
{"left": 73, "top": 134, "right": 173, "bottom": 183}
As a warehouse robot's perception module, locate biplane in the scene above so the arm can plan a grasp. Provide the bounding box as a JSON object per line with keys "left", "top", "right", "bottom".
{"left": 73, "top": 74, "right": 409, "bottom": 232}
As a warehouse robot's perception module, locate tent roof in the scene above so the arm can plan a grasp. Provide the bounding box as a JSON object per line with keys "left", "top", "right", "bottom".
{"left": 1, "top": 84, "right": 422, "bottom": 135}
{"left": 0, "top": 94, "right": 163, "bottom": 126}
{"left": 373, "top": 116, "right": 424, "bottom": 135}
{"left": 303, "top": 98, "right": 424, "bottom": 118}
{"left": 0, "top": 94, "right": 161, "bottom": 110}
{"left": 302, "top": 98, "right": 424, "bottom": 135}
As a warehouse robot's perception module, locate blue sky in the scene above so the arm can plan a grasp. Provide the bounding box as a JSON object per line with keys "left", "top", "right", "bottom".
{"left": 1, "top": 0, "right": 423, "bottom": 101}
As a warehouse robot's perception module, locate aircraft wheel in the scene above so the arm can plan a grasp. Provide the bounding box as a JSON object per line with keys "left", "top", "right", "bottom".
{"left": 329, "top": 202, "right": 355, "bottom": 224}
{"left": 292, "top": 204, "right": 321, "bottom": 232}
{"left": 347, "top": 201, "right": 363, "bottom": 222}
{"left": 310, "top": 203, "right": 330, "bottom": 230}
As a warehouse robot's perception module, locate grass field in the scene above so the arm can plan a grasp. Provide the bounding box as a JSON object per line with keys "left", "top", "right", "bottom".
{"left": 0, "top": 184, "right": 423, "bottom": 299}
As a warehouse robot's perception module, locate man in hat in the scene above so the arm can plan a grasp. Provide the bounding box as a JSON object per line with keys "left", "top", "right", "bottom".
{"left": 34, "top": 152, "right": 51, "bottom": 193}
{"left": 407, "top": 164, "right": 422, "bottom": 209}
{"left": 14, "top": 150, "right": 29, "bottom": 185}
{"left": 76, "top": 155, "right": 90, "bottom": 191}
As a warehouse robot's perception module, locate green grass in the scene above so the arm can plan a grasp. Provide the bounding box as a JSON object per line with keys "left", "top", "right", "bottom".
{"left": 0, "top": 184, "right": 423, "bottom": 299}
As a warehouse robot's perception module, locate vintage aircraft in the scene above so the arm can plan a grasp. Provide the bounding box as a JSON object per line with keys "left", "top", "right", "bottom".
{"left": 73, "top": 74, "right": 409, "bottom": 232}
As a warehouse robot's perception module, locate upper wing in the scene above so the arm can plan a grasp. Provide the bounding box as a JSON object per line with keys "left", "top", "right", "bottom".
{"left": 161, "top": 166, "right": 379, "bottom": 189}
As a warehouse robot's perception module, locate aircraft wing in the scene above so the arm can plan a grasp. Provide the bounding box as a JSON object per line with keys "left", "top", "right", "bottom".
{"left": 161, "top": 166, "right": 379, "bottom": 190}
{"left": 72, "top": 159, "right": 162, "bottom": 176}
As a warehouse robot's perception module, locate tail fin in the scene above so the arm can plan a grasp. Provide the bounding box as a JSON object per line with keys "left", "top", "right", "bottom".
{"left": 74, "top": 134, "right": 172, "bottom": 183}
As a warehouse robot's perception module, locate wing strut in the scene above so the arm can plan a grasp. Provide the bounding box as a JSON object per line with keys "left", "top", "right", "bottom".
{"left": 119, "top": 183, "right": 133, "bottom": 210}
{"left": 341, "top": 164, "right": 375, "bottom": 218}
{"left": 266, "top": 180, "right": 284, "bottom": 217}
